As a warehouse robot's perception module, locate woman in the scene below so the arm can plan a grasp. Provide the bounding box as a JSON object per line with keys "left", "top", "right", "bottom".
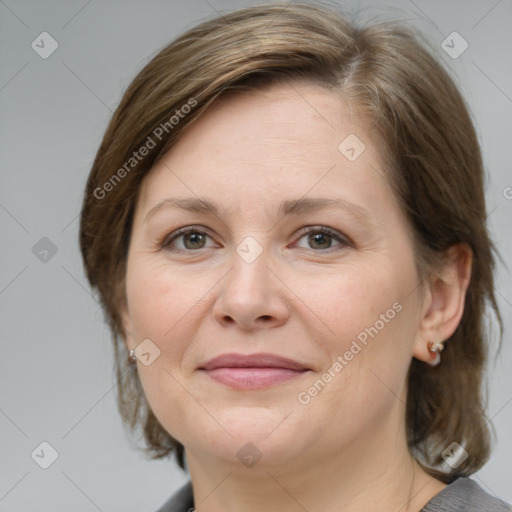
{"left": 79, "top": 2, "right": 510, "bottom": 511}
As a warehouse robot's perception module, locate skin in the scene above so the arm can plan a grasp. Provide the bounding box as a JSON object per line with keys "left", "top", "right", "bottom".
{"left": 120, "top": 81, "right": 472, "bottom": 512}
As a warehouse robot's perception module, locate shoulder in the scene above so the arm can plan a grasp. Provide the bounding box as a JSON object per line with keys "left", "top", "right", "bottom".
{"left": 421, "top": 477, "right": 511, "bottom": 512}
{"left": 154, "top": 481, "right": 194, "bottom": 512}
{"left": 154, "top": 477, "right": 511, "bottom": 512}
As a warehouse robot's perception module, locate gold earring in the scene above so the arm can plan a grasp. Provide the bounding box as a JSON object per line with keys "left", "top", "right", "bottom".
{"left": 128, "top": 349, "right": 137, "bottom": 364}
{"left": 426, "top": 340, "right": 444, "bottom": 366}
{"left": 427, "top": 340, "right": 445, "bottom": 353}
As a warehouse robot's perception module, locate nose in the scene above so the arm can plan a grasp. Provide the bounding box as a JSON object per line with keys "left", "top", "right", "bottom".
{"left": 212, "top": 247, "right": 290, "bottom": 331}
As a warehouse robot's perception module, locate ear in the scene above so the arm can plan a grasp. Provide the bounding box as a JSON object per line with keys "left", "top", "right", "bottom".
{"left": 412, "top": 243, "right": 472, "bottom": 365}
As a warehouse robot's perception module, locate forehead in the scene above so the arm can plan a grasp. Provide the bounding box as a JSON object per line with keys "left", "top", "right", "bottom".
{"left": 136, "top": 81, "right": 393, "bottom": 220}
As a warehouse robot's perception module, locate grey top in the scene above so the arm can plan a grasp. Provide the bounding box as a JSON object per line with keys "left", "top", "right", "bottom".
{"left": 156, "top": 477, "right": 511, "bottom": 512}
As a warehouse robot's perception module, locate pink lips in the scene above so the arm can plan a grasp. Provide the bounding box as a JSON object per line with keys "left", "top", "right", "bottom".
{"left": 199, "top": 353, "right": 310, "bottom": 390}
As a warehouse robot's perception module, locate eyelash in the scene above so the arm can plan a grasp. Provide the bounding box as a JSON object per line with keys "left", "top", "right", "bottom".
{"left": 159, "top": 225, "right": 352, "bottom": 253}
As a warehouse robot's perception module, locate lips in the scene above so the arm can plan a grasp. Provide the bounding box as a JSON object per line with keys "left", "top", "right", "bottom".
{"left": 199, "top": 353, "right": 310, "bottom": 390}
{"left": 199, "top": 353, "right": 309, "bottom": 371}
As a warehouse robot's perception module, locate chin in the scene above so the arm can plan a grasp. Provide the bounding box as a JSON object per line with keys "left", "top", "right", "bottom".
{"left": 191, "top": 433, "right": 307, "bottom": 470}
{"left": 181, "top": 407, "right": 311, "bottom": 467}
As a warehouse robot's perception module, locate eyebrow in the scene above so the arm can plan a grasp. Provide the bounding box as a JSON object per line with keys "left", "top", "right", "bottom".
{"left": 144, "top": 196, "right": 370, "bottom": 224}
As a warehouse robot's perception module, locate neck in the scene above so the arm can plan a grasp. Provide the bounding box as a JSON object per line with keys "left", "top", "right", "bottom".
{"left": 185, "top": 410, "right": 447, "bottom": 512}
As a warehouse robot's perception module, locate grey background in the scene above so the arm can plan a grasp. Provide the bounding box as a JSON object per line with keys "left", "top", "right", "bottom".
{"left": 0, "top": 0, "right": 511, "bottom": 510}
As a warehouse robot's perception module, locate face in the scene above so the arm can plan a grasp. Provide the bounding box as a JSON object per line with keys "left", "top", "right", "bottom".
{"left": 122, "top": 82, "right": 428, "bottom": 469}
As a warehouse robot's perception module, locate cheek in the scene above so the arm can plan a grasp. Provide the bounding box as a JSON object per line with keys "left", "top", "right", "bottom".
{"left": 304, "top": 259, "right": 418, "bottom": 393}
{"left": 125, "top": 257, "right": 203, "bottom": 347}
{"left": 124, "top": 262, "right": 198, "bottom": 440}
{"left": 300, "top": 264, "right": 403, "bottom": 347}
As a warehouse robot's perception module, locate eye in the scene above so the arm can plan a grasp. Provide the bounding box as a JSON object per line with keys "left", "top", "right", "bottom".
{"left": 161, "top": 227, "right": 216, "bottom": 251}
{"left": 293, "top": 226, "right": 350, "bottom": 252}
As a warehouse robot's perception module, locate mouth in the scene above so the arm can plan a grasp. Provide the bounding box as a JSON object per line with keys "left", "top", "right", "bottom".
{"left": 198, "top": 352, "right": 311, "bottom": 390}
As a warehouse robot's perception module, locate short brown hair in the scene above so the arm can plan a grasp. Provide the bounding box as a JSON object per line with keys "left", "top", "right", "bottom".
{"left": 79, "top": 1, "right": 503, "bottom": 481}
